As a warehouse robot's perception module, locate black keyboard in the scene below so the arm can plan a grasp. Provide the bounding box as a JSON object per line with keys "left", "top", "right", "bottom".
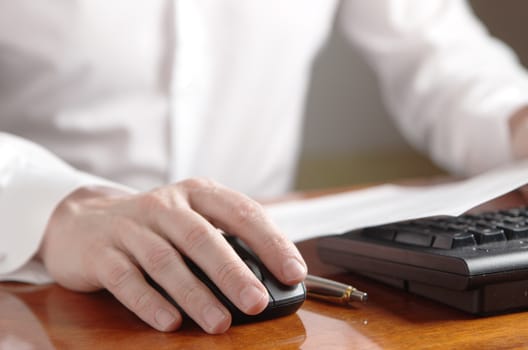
{"left": 317, "top": 206, "right": 528, "bottom": 315}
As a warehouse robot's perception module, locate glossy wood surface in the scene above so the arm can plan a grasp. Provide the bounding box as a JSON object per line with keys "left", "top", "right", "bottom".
{"left": 2, "top": 190, "right": 528, "bottom": 349}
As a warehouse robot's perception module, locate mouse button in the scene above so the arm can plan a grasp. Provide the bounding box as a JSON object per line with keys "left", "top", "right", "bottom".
{"left": 262, "top": 272, "right": 306, "bottom": 307}
{"left": 243, "top": 258, "right": 263, "bottom": 281}
{"left": 261, "top": 267, "right": 295, "bottom": 304}
{"left": 264, "top": 282, "right": 301, "bottom": 307}
{"left": 243, "top": 258, "right": 274, "bottom": 306}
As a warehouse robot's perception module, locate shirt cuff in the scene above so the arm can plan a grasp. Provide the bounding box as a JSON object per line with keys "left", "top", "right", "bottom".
{"left": 0, "top": 260, "right": 53, "bottom": 284}
{"left": 0, "top": 133, "right": 134, "bottom": 284}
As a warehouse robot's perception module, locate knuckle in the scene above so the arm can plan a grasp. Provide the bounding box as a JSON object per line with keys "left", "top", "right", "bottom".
{"left": 215, "top": 259, "right": 247, "bottom": 289}
{"left": 108, "top": 216, "right": 139, "bottom": 240}
{"left": 104, "top": 260, "right": 135, "bottom": 290}
{"left": 82, "top": 243, "right": 107, "bottom": 281}
{"left": 180, "top": 283, "right": 203, "bottom": 308}
{"left": 181, "top": 177, "right": 218, "bottom": 193}
{"left": 130, "top": 289, "right": 155, "bottom": 313}
{"left": 137, "top": 192, "right": 168, "bottom": 214}
{"left": 233, "top": 200, "right": 265, "bottom": 226}
{"left": 182, "top": 224, "right": 211, "bottom": 254}
{"left": 262, "top": 235, "right": 291, "bottom": 257}
{"left": 145, "top": 246, "right": 178, "bottom": 275}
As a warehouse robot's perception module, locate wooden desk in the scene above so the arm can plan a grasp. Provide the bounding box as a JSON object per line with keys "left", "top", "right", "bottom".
{"left": 2, "top": 190, "right": 528, "bottom": 349}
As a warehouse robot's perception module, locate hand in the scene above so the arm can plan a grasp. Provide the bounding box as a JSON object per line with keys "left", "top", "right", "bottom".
{"left": 509, "top": 106, "right": 528, "bottom": 160}
{"left": 509, "top": 107, "right": 528, "bottom": 204}
{"left": 519, "top": 185, "right": 528, "bottom": 203}
{"left": 37, "top": 178, "right": 307, "bottom": 334}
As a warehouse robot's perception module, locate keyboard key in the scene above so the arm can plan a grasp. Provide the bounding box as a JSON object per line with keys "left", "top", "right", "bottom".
{"left": 416, "top": 220, "right": 447, "bottom": 230}
{"left": 499, "top": 208, "right": 525, "bottom": 217}
{"left": 503, "top": 217, "right": 527, "bottom": 224}
{"left": 432, "top": 231, "right": 477, "bottom": 249}
{"left": 394, "top": 230, "right": 434, "bottom": 247}
{"left": 447, "top": 223, "right": 469, "bottom": 231}
{"left": 482, "top": 213, "right": 510, "bottom": 222}
{"left": 496, "top": 223, "right": 528, "bottom": 240}
{"left": 359, "top": 207, "right": 528, "bottom": 250}
{"left": 467, "top": 226, "right": 506, "bottom": 244}
{"left": 362, "top": 226, "right": 397, "bottom": 241}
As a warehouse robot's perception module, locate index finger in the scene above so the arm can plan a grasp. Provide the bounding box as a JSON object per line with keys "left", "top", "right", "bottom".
{"left": 179, "top": 178, "right": 307, "bottom": 285}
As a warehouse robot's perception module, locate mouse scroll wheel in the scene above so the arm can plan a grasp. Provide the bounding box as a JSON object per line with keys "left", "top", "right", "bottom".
{"left": 243, "top": 259, "right": 263, "bottom": 281}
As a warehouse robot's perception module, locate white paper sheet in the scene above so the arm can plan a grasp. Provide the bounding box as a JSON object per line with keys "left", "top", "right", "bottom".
{"left": 265, "top": 160, "right": 528, "bottom": 242}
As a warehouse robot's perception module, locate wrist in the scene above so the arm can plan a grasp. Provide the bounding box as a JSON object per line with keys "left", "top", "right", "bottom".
{"left": 37, "top": 185, "right": 132, "bottom": 262}
{"left": 64, "top": 185, "right": 133, "bottom": 201}
{"left": 509, "top": 106, "right": 528, "bottom": 160}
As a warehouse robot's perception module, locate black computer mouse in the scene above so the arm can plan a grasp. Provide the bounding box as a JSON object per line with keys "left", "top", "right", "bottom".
{"left": 147, "top": 235, "right": 306, "bottom": 324}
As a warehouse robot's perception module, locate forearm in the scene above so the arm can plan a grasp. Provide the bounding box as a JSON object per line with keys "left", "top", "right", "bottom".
{"left": 340, "top": 0, "right": 528, "bottom": 175}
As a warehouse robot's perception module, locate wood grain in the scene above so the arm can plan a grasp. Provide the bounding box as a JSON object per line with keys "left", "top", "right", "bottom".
{"left": 2, "top": 190, "right": 528, "bottom": 349}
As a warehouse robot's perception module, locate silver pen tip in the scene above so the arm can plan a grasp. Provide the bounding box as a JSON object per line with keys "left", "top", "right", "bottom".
{"left": 351, "top": 289, "right": 368, "bottom": 303}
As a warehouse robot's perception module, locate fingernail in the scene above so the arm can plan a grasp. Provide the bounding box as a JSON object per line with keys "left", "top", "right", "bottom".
{"left": 203, "top": 304, "right": 228, "bottom": 332}
{"left": 239, "top": 285, "right": 267, "bottom": 312}
{"left": 155, "top": 308, "right": 177, "bottom": 330}
{"left": 282, "top": 258, "right": 307, "bottom": 283}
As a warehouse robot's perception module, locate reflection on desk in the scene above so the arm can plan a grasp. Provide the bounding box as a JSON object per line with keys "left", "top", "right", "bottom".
{"left": 2, "top": 190, "right": 528, "bottom": 349}
{"left": 0, "top": 289, "right": 55, "bottom": 350}
{"left": 5, "top": 236, "right": 528, "bottom": 349}
{"left": 0, "top": 282, "right": 308, "bottom": 350}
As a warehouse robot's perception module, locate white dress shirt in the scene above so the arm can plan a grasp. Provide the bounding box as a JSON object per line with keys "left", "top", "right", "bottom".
{"left": 1, "top": 0, "right": 527, "bottom": 283}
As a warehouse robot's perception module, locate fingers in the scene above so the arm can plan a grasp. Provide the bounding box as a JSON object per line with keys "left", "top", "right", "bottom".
{"left": 178, "top": 178, "right": 307, "bottom": 285}
{"left": 95, "top": 248, "right": 182, "bottom": 332}
{"left": 142, "top": 207, "right": 269, "bottom": 316}
{"left": 114, "top": 225, "right": 233, "bottom": 334}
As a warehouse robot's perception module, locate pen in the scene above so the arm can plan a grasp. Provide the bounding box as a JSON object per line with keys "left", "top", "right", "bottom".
{"left": 304, "top": 274, "right": 368, "bottom": 305}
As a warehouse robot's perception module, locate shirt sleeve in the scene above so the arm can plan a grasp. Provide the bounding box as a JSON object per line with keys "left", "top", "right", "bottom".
{"left": 339, "top": 0, "right": 528, "bottom": 175}
{"left": 0, "top": 133, "right": 135, "bottom": 284}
